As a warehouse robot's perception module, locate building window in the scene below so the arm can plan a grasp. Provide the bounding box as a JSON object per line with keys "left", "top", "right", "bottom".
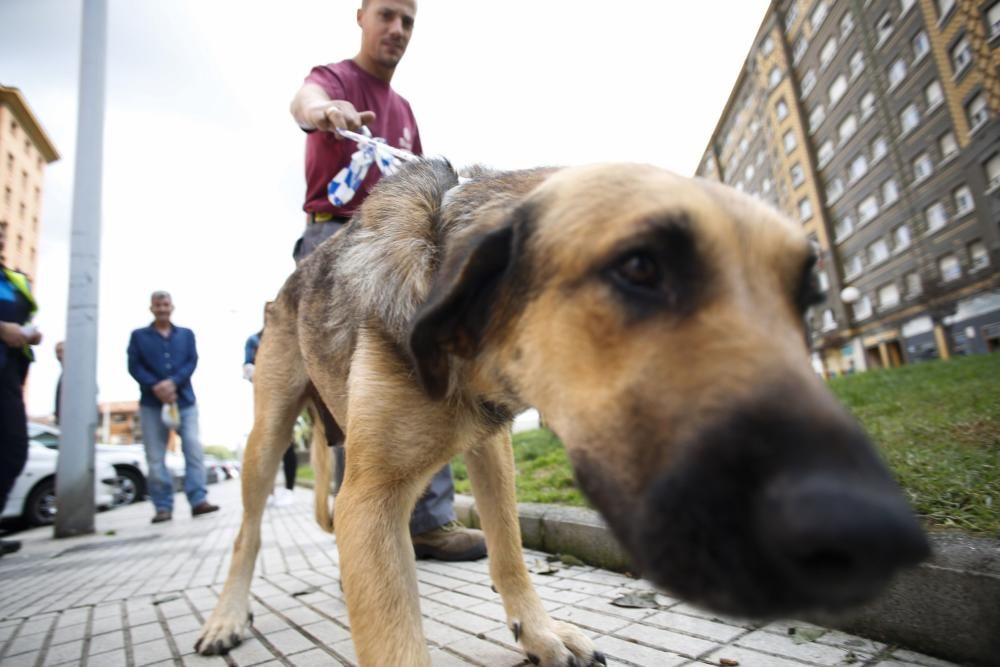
{"left": 799, "top": 197, "right": 814, "bottom": 222}
{"left": 849, "top": 51, "right": 865, "bottom": 80}
{"left": 784, "top": 129, "right": 798, "bottom": 154}
{"left": 912, "top": 30, "right": 930, "bottom": 61}
{"left": 829, "top": 74, "right": 848, "bottom": 106}
{"left": 811, "top": 1, "right": 829, "bottom": 32}
{"left": 841, "top": 11, "right": 855, "bottom": 37}
{"left": 878, "top": 282, "right": 901, "bottom": 309}
{"left": 791, "top": 162, "right": 805, "bottom": 186}
{"left": 853, "top": 295, "right": 873, "bottom": 320}
{"left": 953, "top": 185, "right": 975, "bottom": 215}
{"left": 883, "top": 178, "right": 900, "bottom": 205}
{"left": 761, "top": 35, "right": 775, "bottom": 55}
{"left": 900, "top": 0, "right": 916, "bottom": 14}
{"left": 939, "top": 131, "right": 959, "bottom": 161}
{"left": 770, "top": 66, "right": 784, "bottom": 89}
{"left": 938, "top": 253, "right": 961, "bottom": 282}
{"left": 818, "top": 270, "right": 829, "bottom": 292}
{"left": 744, "top": 164, "right": 755, "bottom": 181}
{"left": 985, "top": 153, "right": 1000, "bottom": 190}
{"left": 893, "top": 223, "right": 911, "bottom": 251}
{"left": 871, "top": 135, "right": 888, "bottom": 163}
{"left": 876, "top": 12, "right": 894, "bottom": 45}
{"left": 901, "top": 103, "right": 921, "bottom": 134}
{"left": 809, "top": 104, "right": 826, "bottom": 132}
{"left": 762, "top": 177, "right": 772, "bottom": 193}
{"left": 785, "top": 2, "right": 800, "bottom": 31}
{"left": 951, "top": 35, "right": 973, "bottom": 76}
{"left": 937, "top": 0, "right": 956, "bottom": 21}
{"left": 822, "top": 309, "right": 837, "bottom": 331}
{"left": 793, "top": 36, "right": 809, "bottom": 64}
{"left": 801, "top": 69, "right": 817, "bottom": 97}
{"left": 826, "top": 177, "right": 845, "bottom": 203}
{"left": 888, "top": 58, "right": 908, "bottom": 89}
{"left": 845, "top": 252, "right": 864, "bottom": 279}
{"left": 817, "top": 140, "right": 835, "bottom": 167}
{"left": 988, "top": 3, "right": 1000, "bottom": 39}
{"left": 835, "top": 215, "right": 855, "bottom": 242}
{"left": 838, "top": 114, "right": 858, "bottom": 145}
{"left": 820, "top": 37, "right": 838, "bottom": 70}
{"left": 858, "top": 195, "right": 879, "bottom": 224}
{"left": 776, "top": 98, "right": 789, "bottom": 120}
{"left": 849, "top": 153, "right": 869, "bottom": 182}
{"left": 868, "top": 238, "right": 891, "bottom": 265}
{"left": 967, "top": 92, "right": 989, "bottom": 132}
{"left": 860, "top": 91, "right": 876, "bottom": 120}
{"left": 913, "top": 152, "right": 934, "bottom": 183}
{"left": 969, "top": 240, "right": 990, "bottom": 270}
{"left": 924, "top": 80, "right": 944, "bottom": 111}
{"left": 925, "top": 201, "right": 948, "bottom": 232}
{"left": 905, "top": 271, "right": 922, "bottom": 297}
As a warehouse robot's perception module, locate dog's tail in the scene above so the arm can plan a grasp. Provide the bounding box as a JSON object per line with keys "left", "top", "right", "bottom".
{"left": 308, "top": 403, "right": 335, "bottom": 533}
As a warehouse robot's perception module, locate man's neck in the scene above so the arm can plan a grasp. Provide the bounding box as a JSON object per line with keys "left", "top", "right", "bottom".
{"left": 352, "top": 55, "right": 394, "bottom": 84}
{"left": 153, "top": 321, "right": 172, "bottom": 335}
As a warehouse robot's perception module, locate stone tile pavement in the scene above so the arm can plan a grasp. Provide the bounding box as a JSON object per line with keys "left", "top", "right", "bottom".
{"left": 0, "top": 480, "right": 962, "bottom": 666}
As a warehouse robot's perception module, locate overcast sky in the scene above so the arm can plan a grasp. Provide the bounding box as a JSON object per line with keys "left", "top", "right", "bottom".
{"left": 1, "top": 0, "right": 770, "bottom": 447}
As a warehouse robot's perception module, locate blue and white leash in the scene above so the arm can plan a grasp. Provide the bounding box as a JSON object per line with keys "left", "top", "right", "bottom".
{"left": 327, "top": 127, "right": 420, "bottom": 207}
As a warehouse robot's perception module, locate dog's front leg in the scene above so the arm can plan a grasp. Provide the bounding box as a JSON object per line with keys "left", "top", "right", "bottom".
{"left": 466, "top": 429, "right": 606, "bottom": 667}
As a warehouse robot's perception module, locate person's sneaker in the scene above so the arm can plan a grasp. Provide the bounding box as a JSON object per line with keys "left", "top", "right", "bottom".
{"left": 151, "top": 510, "right": 172, "bottom": 524}
{"left": 412, "top": 520, "right": 487, "bottom": 561}
{"left": 0, "top": 539, "right": 22, "bottom": 556}
{"left": 273, "top": 488, "right": 295, "bottom": 508}
{"left": 191, "top": 502, "right": 219, "bottom": 517}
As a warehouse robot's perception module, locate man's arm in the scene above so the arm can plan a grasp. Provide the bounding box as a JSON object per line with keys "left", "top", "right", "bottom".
{"left": 170, "top": 329, "right": 198, "bottom": 387}
{"left": 290, "top": 82, "right": 376, "bottom": 135}
{"left": 127, "top": 331, "right": 161, "bottom": 387}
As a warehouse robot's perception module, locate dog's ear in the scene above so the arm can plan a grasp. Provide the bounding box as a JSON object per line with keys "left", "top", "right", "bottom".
{"left": 409, "top": 213, "right": 521, "bottom": 400}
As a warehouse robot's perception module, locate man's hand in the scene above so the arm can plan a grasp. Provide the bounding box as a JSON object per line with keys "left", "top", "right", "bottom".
{"left": 0, "top": 322, "right": 29, "bottom": 347}
{"left": 153, "top": 379, "right": 177, "bottom": 404}
{"left": 243, "top": 363, "right": 255, "bottom": 382}
{"left": 305, "top": 100, "right": 376, "bottom": 136}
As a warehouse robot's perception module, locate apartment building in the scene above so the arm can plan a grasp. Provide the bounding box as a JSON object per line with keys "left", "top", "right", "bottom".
{"left": 697, "top": 0, "right": 1000, "bottom": 375}
{"left": 0, "top": 85, "right": 59, "bottom": 282}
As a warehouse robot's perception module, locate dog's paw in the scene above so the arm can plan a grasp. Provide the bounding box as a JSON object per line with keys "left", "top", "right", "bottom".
{"left": 513, "top": 619, "right": 607, "bottom": 666}
{"left": 194, "top": 609, "right": 252, "bottom": 655}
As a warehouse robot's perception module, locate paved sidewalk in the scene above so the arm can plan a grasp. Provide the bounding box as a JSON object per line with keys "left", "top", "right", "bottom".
{"left": 0, "top": 480, "right": 960, "bottom": 667}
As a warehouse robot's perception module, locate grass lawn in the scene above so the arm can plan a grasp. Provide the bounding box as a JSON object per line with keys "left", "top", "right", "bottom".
{"left": 452, "top": 354, "right": 999, "bottom": 535}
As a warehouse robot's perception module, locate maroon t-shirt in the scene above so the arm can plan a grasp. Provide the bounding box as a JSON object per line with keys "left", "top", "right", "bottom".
{"left": 302, "top": 59, "right": 423, "bottom": 217}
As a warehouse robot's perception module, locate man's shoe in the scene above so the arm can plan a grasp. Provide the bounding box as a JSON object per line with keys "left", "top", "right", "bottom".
{"left": 151, "top": 510, "right": 173, "bottom": 524}
{"left": 412, "top": 520, "right": 487, "bottom": 561}
{"left": 0, "top": 539, "right": 22, "bottom": 556}
{"left": 191, "top": 502, "right": 219, "bottom": 517}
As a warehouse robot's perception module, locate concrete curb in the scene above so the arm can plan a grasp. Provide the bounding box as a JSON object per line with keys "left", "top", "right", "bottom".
{"left": 453, "top": 494, "right": 1000, "bottom": 667}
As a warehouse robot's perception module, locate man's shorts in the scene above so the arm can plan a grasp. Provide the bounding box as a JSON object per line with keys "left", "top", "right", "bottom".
{"left": 292, "top": 217, "right": 349, "bottom": 263}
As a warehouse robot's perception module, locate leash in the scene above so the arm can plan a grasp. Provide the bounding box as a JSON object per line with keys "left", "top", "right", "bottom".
{"left": 327, "top": 126, "right": 420, "bottom": 206}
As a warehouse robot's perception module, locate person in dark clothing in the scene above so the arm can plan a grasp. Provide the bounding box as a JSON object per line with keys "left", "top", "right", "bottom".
{"left": 0, "top": 224, "right": 43, "bottom": 557}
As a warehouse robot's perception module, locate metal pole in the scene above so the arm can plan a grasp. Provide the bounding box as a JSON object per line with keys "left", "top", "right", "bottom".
{"left": 55, "top": 0, "right": 107, "bottom": 538}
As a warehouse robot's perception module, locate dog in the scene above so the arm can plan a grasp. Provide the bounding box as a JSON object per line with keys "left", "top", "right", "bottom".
{"left": 196, "top": 160, "right": 929, "bottom": 666}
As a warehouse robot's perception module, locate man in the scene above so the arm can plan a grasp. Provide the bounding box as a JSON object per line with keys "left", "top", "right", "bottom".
{"left": 127, "top": 291, "right": 218, "bottom": 524}
{"left": 54, "top": 340, "right": 64, "bottom": 424}
{"left": 0, "top": 224, "right": 43, "bottom": 557}
{"left": 288, "top": 0, "right": 486, "bottom": 561}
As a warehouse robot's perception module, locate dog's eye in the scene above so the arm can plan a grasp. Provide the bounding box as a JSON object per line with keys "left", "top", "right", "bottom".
{"left": 611, "top": 252, "right": 661, "bottom": 290}
{"left": 796, "top": 255, "right": 825, "bottom": 313}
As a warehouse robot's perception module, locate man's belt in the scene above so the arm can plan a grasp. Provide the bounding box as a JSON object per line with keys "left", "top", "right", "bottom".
{"left": 308, "top": 211, "right": 336, "bottom": 224}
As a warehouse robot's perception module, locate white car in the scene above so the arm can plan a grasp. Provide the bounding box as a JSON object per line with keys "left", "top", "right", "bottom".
{"left": 2, "top": 441, "right": 119, "bottom": 526}
{"left": 28, "top": 422, "right": 186, "bottom": 504}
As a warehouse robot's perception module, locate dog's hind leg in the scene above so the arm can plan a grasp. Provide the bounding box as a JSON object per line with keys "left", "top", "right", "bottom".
{"left": 195, "top": 331, "right": 310, "bottom": 656}
{"left": 466, "top": 429, "right": 605, "bottom": 667}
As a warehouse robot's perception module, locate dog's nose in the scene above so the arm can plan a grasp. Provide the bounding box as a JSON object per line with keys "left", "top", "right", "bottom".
{"left": 759, "top": 473, "right": 930, "bottom": 605}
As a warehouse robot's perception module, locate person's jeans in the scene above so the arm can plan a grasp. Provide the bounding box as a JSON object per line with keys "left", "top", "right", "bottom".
{"left": 139, "top": 404, "right": 208, "bottom": 512}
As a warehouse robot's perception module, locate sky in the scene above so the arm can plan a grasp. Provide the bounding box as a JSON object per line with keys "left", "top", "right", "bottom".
{"left": 0, "top": 0, "right": 771, "bottom": 447}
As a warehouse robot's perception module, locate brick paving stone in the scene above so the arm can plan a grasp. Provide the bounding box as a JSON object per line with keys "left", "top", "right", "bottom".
{"left": 593, "top": 635, "right": 687, "bottom": 667}
{"left": 260, "top": 627, "right": 316, "bottom": 655}
{"left": 642, "top": 609, "right": 747, "bottom": 643}
{"left": 2, "top": 650, "right": 40, "bottom": 667}
{"left": 435, "top": 607, "right": 504, "bottom": 635}
{"left": 429, "top": 647, "right": 474, "bottom": 666}
{"left": 300, "top": 619, "right": 351, "bottom": 645}
{"left": 49, "top": 620, "right": 88, "bottom": 645}
{"left": 705, "top": 645, "right": 817, "bottom": 667}
{"left": 551, "top": 605, "right": 632, "bottom": 634}
{"left": 88, "top": 647, "right": 129, "bottom": 666}
{"left": 615, "top": 622, "right": 718, "bottom": 659}
{"left": 131, "top": 637, "right": 174, "bottom": 666}
{"left": 42, "top": 638, "right": 84, "bottom": 665}
{"left": 446, "top": 634, "right": 527, "bottom": 666}
{"left": 129, "top": 621, "right": 166, "bottom": 644}
{"left": 888, "top": 649, "right": 964, "bottom": 666}
{"left": 736, "top": 628, "right": 864, "bottom": 665}
{"left": 87, "top": 629, "right": 125, "bottom": 655}
{"left": 285, "top": 646, "right": 345, "bottom": 666}
{"left": 280, "top": 604, "right": 324, "bottom": 627}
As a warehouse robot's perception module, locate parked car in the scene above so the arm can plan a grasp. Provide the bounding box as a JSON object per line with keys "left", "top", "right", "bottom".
{"left": 1, "top": 441, "right": 119, "bottom": 526}
{"left": 27, "top": 422, "right": 184, "bottom": 505}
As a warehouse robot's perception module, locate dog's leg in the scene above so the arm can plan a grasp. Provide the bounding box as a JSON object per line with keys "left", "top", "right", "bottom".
{"left": 330, "top": 332, "right": 456, "bottom": 667}
{"left": 466, "top": 429, "right": 605, "bottom": 667}
{"left": 195, "top": 342, "right": 308, "bottom": 655}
